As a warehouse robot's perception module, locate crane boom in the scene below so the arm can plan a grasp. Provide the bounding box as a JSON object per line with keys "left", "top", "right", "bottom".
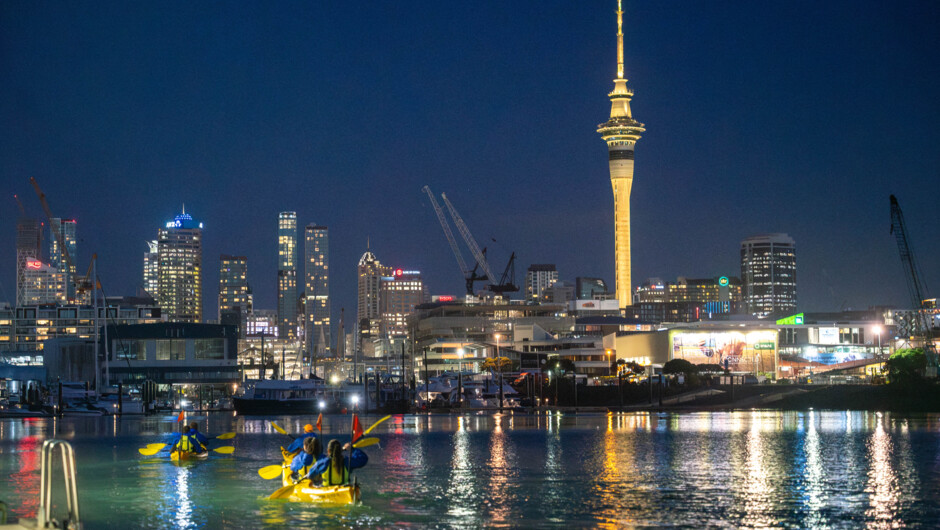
{"left": 441, "top": 193, "right": 497, "bottom": 284}
{"left": 13, "top": 194, "right": 26, "bottom": 216}
{"left": 423, "top": 186, "right": 470, "bottom": 275}
{"left": 29, "top": 177, "right": 74, "bottom": 271}
{"left": 890, "top": 194, "right": 937, "bottom": 374}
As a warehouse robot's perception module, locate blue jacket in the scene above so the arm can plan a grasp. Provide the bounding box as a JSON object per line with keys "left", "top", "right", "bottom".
{"left": 290, "top": 450, "right": 321, "bottom": 473}
{"left": 188, "top": 429, "right": 209, "bottom": 446}
{"left": 303, "top": 449, "right": 368, "bottom": 481}
{"left": 286, "top": 432, "right": 318, "bottom": 454}
{"left": 169, "top": 432, "right": 205, "bottom": 453}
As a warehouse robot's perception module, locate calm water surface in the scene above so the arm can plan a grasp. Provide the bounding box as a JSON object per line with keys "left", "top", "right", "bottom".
{"left": 1, "top": 410, "right": 938, "bottom": 528}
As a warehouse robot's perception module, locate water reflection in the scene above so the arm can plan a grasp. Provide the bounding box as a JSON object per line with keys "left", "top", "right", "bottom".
{"left": 865, "top": 413, "right": 900, "bottom": 526}
{"left": 445, "top": 415, "right": 477, "bottom": 520}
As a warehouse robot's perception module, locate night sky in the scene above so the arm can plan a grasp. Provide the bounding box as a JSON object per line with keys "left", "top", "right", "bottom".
{"left": 2, "top": 1, "right": 939, "bottom": 322}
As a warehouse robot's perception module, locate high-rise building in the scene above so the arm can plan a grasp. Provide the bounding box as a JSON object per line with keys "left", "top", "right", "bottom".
{"left": 157, "top": 210, "right": 203, "bottom": 323}
{"left": 380, "top": 268, "right": 426, "bottom": 336}
{"left": 219, "top": 255, "right": 250, "bottom": 336}
{"left": 358, "top": 249, "right": 389, "bottom": 338}
{"left": 304, "top": 224, "right": 330, "bottom": 357}
{"left": 576, "top": 277, "right": 610, "bottom": 300}
{"left": 597, "top": 0, "right": 645, "bottom": 308}
{"left": 277, "top": 212, "right": 299, "bottom": 340}
{"left": 15, "top": 217, "right": 42, "bottom": 307}
{"left": 633, "top": 276, "right": 743, "bottom": 323}
{"left": 48, "top": 218, "right": 77, "bottom": 300}
{"left": 741, "top": 234, "right": 797, "bottom": 318}
{"left": 525, "top": 264, "right": 558, "bottom": 303}
{"left": 143, "top": 240, "right": 159, "bottom": 299}
{"left": 20, "top": 258, "right": 68, "bottom": 305}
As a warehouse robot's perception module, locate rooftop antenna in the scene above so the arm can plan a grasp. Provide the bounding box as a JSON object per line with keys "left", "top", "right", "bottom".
{"left": 616, "top": 0, "right": 624, "bottom": 79}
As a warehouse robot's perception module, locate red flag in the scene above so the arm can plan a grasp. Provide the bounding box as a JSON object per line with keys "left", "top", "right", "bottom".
{"left": 352, "top": 415, "right": 363, "bottom": 443}
{"left": 177, "top": 410, "right": 185, "bottom": 423}
{"left": 316, "top": 413, "right": 323, "bottom": 433}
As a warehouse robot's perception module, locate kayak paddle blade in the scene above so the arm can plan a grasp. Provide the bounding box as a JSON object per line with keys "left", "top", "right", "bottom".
{"left": 214, "top": 432, "right": 236, "bottom": 440}
{"left": 212, "top": 446, "right": 235, "bottom": 454}
{"left": 353, "top": 437, "right": 379, "bottom": 449}
{"left": 270, "top": 421, "right": 288, "bottom": 436}
{"left": 269, "top": 482, "right": 298, "bottom": 500}
{"left": 258, "top": 464, "right": 285, "bottom": 480}
{"left": 363, "top": 415, "right": 391, "bottom": 436}
{"left": 138, "top": 444, "right": 167, "bottom": 456}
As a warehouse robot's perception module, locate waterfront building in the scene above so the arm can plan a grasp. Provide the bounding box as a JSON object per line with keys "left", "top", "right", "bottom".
{"left": 15, "top": 217, "right": 42, "bottom": 307}
{"left": 20, "top": 260, "right": 68, "bottom": 306}
{"left": 304, "top": 224, "right": 330, "bottom": 357}
{"left": 156, "top": 210, "right": 203, "bottom": 323}
{"left": 576, "top": 277, "right": 610, "bottom": 300}
{"left": 545, "top": 281, "right": 575, "bottom": 305}
{"left": 219, "top": 255, "right": 250, "bottom": 337}
{"left": 277, "top": 212, "right": 299, "bottom": 340}
{"left": 741, "top": 233, "right": 797, "bottom": 318}
{"left": 597, "top": 0, "right": 645, "bottom": 308}
{"left": 245, "top": 309, "right": 277, "bottom": 338}
{"left": 48, "top": 218, "right": 77, "bottom": 300}
{"left": 380, "top": 269, "right": 426, "bottom": 337}
{"left": 143, "top": 240, "right": 159, "bottom": 299}
{"left": 358, "top": 249, "right": 389, "bottom": 339}
{"left": 633, "top": 276, "right": 743, "bottom": 323}
{"left": 525, "top": 264, "right": 558, "bottom": 303}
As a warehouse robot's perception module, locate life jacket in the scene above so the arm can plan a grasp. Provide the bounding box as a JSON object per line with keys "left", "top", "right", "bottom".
{"left": 321, "top": 462, "right": 349, "bottom": 486}
{"left": 177, "top": 434, "right": 205, "bottom": 453}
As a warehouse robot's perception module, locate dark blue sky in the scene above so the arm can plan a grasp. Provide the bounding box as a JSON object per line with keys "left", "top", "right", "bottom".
{"left": 2, "top": 1, "right": 938, "bottom": 320}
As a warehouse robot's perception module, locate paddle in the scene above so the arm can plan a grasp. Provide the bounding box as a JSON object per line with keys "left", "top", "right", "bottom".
{"left": 211, "top": 432, "right": 236, "bottom": 441}
{"left": 352, "top": 437, "right": 379, "bottom": 449}
{"left": 362, "top": 415, "right": 391, "bottom": 437}
{"left": 258, "top": 464, "right": 286, "bottom": 480}
{"left": 270, "top": 421, "right": 291, "bottom": 437}
{"left": 211, "top": 446, "right": 235, "bottom": 454}
{"left": 138, "top": 443, "right": 167, "bottom": 456}
{"left": 269, "top": 482, "right": 298, "bottom": 500}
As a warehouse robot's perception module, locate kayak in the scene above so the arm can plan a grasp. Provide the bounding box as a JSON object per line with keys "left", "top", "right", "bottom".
{"left": 268, "top": 478, "right": 361, "bottom": 504}
{"left": 170, "top": 449, "right": 208, "bottom": 462}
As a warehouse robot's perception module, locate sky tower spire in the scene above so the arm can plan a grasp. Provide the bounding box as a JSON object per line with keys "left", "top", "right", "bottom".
{"left": 616, "top": 0, "right": 624, "bottom": 79}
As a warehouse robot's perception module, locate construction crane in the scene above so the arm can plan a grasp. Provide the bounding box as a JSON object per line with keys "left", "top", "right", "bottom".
{"left": 423, "top": 186, "right": 486, "bottom": 294}
{"left": 889, "top": 194, "right": 938, "bottom": 377}
{"left": 29, "top": 177, "right": 92, "bottom": 300}
{"left": 13, "top": 194, "right": 26, "bottom": 216}
{"left": 440, "top": 192, "right": 498, "bottom": 286}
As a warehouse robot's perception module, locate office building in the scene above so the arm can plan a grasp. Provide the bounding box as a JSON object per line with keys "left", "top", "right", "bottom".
{"left": 380, "top": 269, "right": 426, "bottom": 336}
{"left": 741, "top": 233, "right": 797, "bottom": 318}
{"left": 157, "top": 209, "right": 203, "bottom": 323}
{"left": 143, "top": 240, "right": 159, "bottom": 298}
{"left": 277, "top": 212, "right": 299, "bottom": 340}
{"left": 358, "top": 249, "right": 389, "bottom": 338}
{"left": 48, "top": 218, "right": 77, "bottom": 300}
{"left": 633, "top": 276, "right": 743, "bottom": 323}
{"left": 20, "top": 259, "right": 68, "bottom": 306}
{"left": 304, "top": 224, "right": 330, "bottom": 357}
{"left": 219, "top": 255, "right": 250, "bottom": 337}
{"left": 597, "top": 0, "right": 645, "bottom": 308}
{"left": 525, "top": 264, "right": 558, "bottom": 303}
{"left": 16, "top": 217, "right": 42, "bottom": 307}
{"left": 576, "top": 277, "right": 610, "bottom": 300}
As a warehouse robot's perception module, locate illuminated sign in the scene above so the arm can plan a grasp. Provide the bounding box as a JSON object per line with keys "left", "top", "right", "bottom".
{"left": 669, "top": 330, "right": 777, "bottom": 373}
{"left": 718, "top": 276, "right": 729, "bottom": 287}
{"left": 26, "top": 259, "right": 42, "bottom": 270}
{"left": 437, "top": 295, "right": 454, "bottom": 302}
{"left": 394, "top": 269, "right": 403, "bottom": 277}
{"left": 818, "top": 327, "right": 839, "bottom": 345}
{"left": 775, "top": 313, "right": 804, "bottom": 325}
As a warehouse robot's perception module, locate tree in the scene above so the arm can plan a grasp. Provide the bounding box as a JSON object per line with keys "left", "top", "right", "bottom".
{"left": 663, "top": 358, "right": 698, "bottom": 375}
{"left": 696, "top": 363, "right": 725, "bottom": 373}
{"left": 885, "top": 348, "right": 926, "bottom": 384}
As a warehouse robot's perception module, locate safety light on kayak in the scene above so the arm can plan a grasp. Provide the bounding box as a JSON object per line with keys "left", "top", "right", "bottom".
{"left": 318, "top": 401, "right": 326, "bottom": 410}
{"left": 351, "top": 395, "right": 359, "bottom": 404}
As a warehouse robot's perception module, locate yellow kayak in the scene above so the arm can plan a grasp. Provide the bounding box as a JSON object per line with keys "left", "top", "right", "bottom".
{"left": 268, "top": 479, "right": 361, "bottom": 504}
{"left": 170, "top": 449, "right": 208, "bottom": 462}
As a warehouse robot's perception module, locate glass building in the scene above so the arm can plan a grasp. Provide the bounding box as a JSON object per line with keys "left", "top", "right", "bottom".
{"left": 304, "top": 224, "right": 330, "bottom": 357}
{"left": 48, "top": 218, "right": 77, "bottom": 300}
{"left": 741, "top": 233, "right": 797, "bottom": 318}
{"left": 219, "top": 255, "right": 250, "bottom": 337}
{"left": 157, "top": 210, "right": 203, "bottom": 323}
{"left": 143, "top": 240, "right": 159, "bottom": 299}
{"left": 277, "top": 212, "right": 298, "bottom": 340}
{"left": 525, "top": 264, "right": 558, "bottom": 303}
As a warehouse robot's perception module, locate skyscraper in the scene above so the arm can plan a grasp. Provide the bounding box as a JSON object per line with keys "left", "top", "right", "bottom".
{"left": 143, "top": 240, "right": 159, "bottom": 299}
{"left": 525, "top": 264, "right": 558, "bottom": 303}
{"left": 15, "top": 217, "right": 41, "bottom": 307}
{"left": 358, "top": 248, "right": 388, "bottom": 339}
{"left": 380, "top": 268, "right": 426, "bottom": 336}
{"left": 219, "top": 255, "right": 250, "bottom": 336}
{"left": 741, "top": 233, "right": 797, "bottom": 318}
{"left": 48, "top": 218, "right": 77, "bottom": 300}
{"left": 304, "top": 224, "right": 330, "bottom": 357}
{"left": 277, "top": 212, "right": 299, "bottom": 340}
{"left": 21, "top": 259, "right": 67, "bottom": 305}
{"left": 157, "top": 210, "right": 203, "bottom": 323}
{"left": 597, "top": 0, "right": 645, "bottom": 308}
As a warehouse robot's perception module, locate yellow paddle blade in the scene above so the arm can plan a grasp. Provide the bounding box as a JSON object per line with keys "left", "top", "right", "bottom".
{"left": 269, "top": 482, "right": 297, "bottom": 500}
{"left": 138, "top": 444, "right": 167, "bottom": 456}
{"left": 258, "top": 464, "right": 285, "bottom": 480}
{"left": 363, "top": 415, "right": 391, "bottom": 436}
{"left": 214, "top": 432, "right": 236, "bottom": 440}
{"left": 212, "top": 446, "right": 235, "bottom": 454}
{"left": 353, "top": 437, "right": 379, "bottom": 449}
{"left": 270, "top": 421, "right": 288, "bottom": 435}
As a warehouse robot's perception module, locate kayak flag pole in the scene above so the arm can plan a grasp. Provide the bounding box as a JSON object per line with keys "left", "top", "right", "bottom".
{"left": 316, "top": 413, "right": 323, "bottom": 437}
{"left": 177, "top": 410, "right": 185, "bottom": 424}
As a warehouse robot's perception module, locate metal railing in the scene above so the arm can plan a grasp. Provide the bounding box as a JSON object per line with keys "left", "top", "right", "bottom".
{"left": 37, "top": 439, "right": 82, "bottom": 529}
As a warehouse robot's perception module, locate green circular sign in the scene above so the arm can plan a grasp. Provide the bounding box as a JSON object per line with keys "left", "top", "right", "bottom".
{"left": 718, "top": 276, "right": 729, "bottom": 286}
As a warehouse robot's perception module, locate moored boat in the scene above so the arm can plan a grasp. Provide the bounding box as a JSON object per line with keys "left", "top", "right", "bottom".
{"left": 233, "top": 378, "right": 360, "bottom": 415}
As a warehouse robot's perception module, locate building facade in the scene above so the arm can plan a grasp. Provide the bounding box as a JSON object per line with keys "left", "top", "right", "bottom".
{"left": 576, "top": 277, "right": 610, "bottom": 300}
{"left": 633, "top": 276, "right": 743, "bottom": 323}
{"left": 16, "top": 217, "right": 42, "bottom": 307}
{"left": 219, "top": 255, "right": 250, "bottom": 336}
{"left": 143, "top": 240, "right": 159, "bottom": 299}
{"left": 304, "top": 224, "right": 330, "bottom": 357}
{"left": 525, "top": 264, "right": 558, "bottom": 303}
{"left": 48, "top": 218, "right": 77, "bottom": 300}
{"left": 741, "top": 233, "right": 797, "bottom": 318}
{"left": 20, "top": 260, "right": 68, "bottom": 306}
{"left": 380, "top": 269, "right": 426, "bottom": 336}
{"left": 596, "top": 1, "right": 644, "bottom": 308}
{"left": 157, "top": 210, "right": 203, "bottom": 323}
{"left": 357, "top": 249, "right": 388, "bottom": 338}
{"left": 277, "top": 212, "right": 299, "bottom": 340}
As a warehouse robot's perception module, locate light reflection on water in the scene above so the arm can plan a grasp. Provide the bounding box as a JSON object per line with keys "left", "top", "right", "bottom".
{"left": 0, "top": 410, "right": 938, "bottom": 527}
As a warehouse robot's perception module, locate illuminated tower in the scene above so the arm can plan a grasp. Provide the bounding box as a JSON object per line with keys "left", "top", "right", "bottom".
{"left": 597, "top": 0, "right": 645, "bottom": 308}
{"left": 304, "top": 224, "right": 330, "bottom": 358}
{"left": 277, "top": 212, "right": 299, "bottom": 340}
{"left": 157, "top": 209, "right": 203, "bottom": 322}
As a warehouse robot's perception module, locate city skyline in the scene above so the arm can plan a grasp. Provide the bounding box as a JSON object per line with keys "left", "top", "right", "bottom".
{"left": 2, "top": 1, "right": 939, "bottom": 320}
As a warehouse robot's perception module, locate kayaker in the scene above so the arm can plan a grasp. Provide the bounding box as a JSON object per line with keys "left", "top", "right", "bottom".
{"left": 171, "top": 424, "right": 206, "bottom": 454}
{"left": 285, "top": 424, "right": 318, "bottom": 455}
{"left": 188, "top": 422, "right": 209, "bottom": 447}
{"left": 304, "top": 439, "right": 368, "bottom": 486}
{"left": 289, "top": 436, "right": 322, "bottom": 480}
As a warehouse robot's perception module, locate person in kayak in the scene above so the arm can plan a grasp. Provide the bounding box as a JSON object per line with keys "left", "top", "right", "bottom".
{"left": 171, "top": 424, "right": 206, "bottom": 454}
{"left": 285, "top": 424, "right": 318, "bottom": 455}
{"left": 303, "top": 439, "right": 368, "bottom": 486}
{"left": 289, "top": 436, "right": 322, "bottom": 480}
{"left": 188, "top": 422, "right": 209, "bottom": 447}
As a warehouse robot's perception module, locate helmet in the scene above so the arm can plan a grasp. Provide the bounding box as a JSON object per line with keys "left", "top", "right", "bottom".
{"left": 304, "top": 424, "right": 314, "bottom": 433}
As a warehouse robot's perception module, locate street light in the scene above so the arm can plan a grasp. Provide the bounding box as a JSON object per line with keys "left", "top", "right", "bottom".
{"left": 606, "top": 349, "right": 613, "bottom": 377}
{"left": 873, "top": 325, "right": 883, "bottom": 357}
{"left": 457, "top": 348, "right": 465, "bottom": 408}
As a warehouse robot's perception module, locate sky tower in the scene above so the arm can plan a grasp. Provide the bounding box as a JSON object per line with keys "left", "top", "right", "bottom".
{"left": 597, "top": 0, "right": 645, "bottom": 308}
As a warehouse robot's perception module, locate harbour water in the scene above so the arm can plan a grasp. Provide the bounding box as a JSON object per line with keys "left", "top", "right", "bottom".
{"left": 1, "top": 410, "right": 938, "bottom": 528}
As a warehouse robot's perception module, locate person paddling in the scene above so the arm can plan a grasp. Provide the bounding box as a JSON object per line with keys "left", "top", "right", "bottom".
{"left": 285, "top": 424, "right": 318, "bottom": 456}
{"left": 303, "top": 439, "right": 367, "bottom": 486}
{"left": 289, "top": 436, "right": 323, "bottom": 481}
{"left": 188, "top": 422, "right": 209, "bottom": 447}
{"left": 171, "top": 424, "right": 206, "bottom": 454}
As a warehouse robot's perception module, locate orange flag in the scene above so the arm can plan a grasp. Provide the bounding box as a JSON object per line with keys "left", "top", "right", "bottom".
{"left": 316, "top": 413, "right": 323, "bottom": 433}
{"left": 352, "top": 415, "right": 363, "bottom": 443}
{"left": 177, "top": 410, "right": 185, "bottom": 423}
